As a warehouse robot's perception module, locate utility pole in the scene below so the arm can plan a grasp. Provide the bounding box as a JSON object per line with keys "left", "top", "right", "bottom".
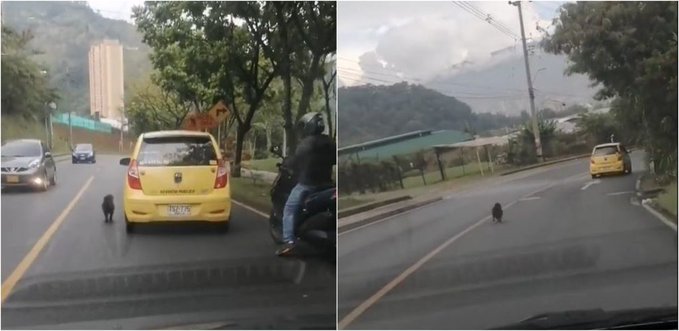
{"left": 510, "top": 0, "right": 543, "bottom": 162}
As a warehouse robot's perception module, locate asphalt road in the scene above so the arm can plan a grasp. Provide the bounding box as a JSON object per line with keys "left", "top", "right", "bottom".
{"left": 338, "top": 151, "right": 677, "bottom": 329}
{"left": 1, "top": 155, "right": 335, "bottom": 329}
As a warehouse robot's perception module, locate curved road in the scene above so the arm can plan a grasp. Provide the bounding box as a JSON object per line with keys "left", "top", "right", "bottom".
{"left": 339, "top": 151, "right": 677, "bottom": 329}
{"left": 2, "top": 155, "right": 335, "bottom": 329}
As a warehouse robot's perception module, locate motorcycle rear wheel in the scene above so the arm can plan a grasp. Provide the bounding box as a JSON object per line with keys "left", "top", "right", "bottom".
{"left": 269, "top": 209, "right": 284, "bottom": 244}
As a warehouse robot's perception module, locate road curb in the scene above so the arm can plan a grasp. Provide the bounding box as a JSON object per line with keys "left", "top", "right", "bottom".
{"left": 636, "top": 174, "right": 676, "bottom": 232}
{"left": 338, "top": 195, "right": 412, "bottom": 219}
{"left": 641, "top": 199, "right": 677, "bottom": 232}
{"left": 338, "top": 197, "right": 442, "bottom": 233}
{"left": 500, "top": 154, "right": 591, "bottom": 176}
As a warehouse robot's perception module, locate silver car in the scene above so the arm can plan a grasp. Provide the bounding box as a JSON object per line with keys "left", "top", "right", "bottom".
{"left": 1, "top": 139, "right": 57, "bottom": 191}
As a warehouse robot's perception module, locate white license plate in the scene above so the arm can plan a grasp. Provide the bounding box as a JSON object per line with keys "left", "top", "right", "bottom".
{"left": 167, "top": 205, "right": 191, "bottom": 216}
{"left": 6, "top": 176, "right": 19, "bottom": 183}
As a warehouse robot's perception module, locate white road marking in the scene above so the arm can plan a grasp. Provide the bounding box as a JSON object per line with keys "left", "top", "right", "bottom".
{"left": 606, "top": 191, "right": 635, "bottom": 196}
{"left": 339, "top": 201, "right": 442, "bottom": 236}
{"left": 338, "top": 183, "right": 555, "bottom": 329}
{"left": 232, "top": 200, "right": 268, "bottom": 219}
{"left": 580, "top": 180, "right": 601, "bottom": 191}
{"left": 519, "top": 196, "right": 541, "bottom": 201}
{"left": 641, "top": 200, "right": 678, "bottom": 232}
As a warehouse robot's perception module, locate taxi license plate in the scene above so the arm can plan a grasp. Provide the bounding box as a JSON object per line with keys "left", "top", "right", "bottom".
{"left": 168, "top": 205, "right": 191, "bottom": 217}
{"left": 6, "top": 176, "right": 19, "bottom": 183}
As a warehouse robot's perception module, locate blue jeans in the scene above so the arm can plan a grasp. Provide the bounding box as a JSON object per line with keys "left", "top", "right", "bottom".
{"left": 282, "top": 183, "right": 314, "bottom": 243}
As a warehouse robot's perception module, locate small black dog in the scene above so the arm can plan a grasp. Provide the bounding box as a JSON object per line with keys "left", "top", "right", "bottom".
{"left": 102, "top": 194, "right": 115, "bottom": 223}
{"left": 492, "top": 202, "right": 503, "bottom": 223}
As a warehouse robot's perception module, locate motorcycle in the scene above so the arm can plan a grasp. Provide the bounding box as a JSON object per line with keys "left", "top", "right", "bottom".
{"left": 268, "top": 146, "right": 336, "bottom": 260}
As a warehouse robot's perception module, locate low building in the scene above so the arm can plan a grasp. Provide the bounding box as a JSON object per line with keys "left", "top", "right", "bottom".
{"left": 339, "top": 129, "right": 473, "bottom": 163}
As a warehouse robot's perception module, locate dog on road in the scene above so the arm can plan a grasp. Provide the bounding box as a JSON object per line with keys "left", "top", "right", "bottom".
{"left": 492, "top": 202, "right": 503, "bottom": 223}
{"left": 102, "top": 194, "right": 115, "bottom": 223}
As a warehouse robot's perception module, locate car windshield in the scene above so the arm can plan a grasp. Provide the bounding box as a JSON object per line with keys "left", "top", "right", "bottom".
{"left": 75, "top": 144, "right": 92, "bottom": 152}
{"left": 137, "top": 136, "right": 217, "bottom": 167}
{"left": 1, "top": 141, "right": 41, "bottom": 157}
{"left": 593, "top": 146, "right": 619, "bottom": 156}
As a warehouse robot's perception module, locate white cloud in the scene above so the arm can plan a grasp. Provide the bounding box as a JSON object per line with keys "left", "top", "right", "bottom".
{"left": 338, "top": 1, "right": 560, "bottom": 86}
{"left": 87, "top": 0, "right": 144, "bottom": 23}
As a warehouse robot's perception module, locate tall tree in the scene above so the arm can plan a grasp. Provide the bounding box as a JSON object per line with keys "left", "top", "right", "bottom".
{"left": 133, "top": 1, "right": 278, "bottom": 177}
{"left": 321, "top": 58, "right": 337, "bottom": 139}
{"left": 290, "top": 1, "right": 336, "bottom": 133}
{"left": 543, "top": 1, "right": 677, "bottom": 175}
{"left": 1, "top": 26, "right": 56, "bottom": 119}
{"left": 125, "top": 76, "right": 193, "bottom": 135}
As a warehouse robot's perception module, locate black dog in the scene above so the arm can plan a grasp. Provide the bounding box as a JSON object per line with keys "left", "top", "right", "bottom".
{"left": 102, "top": 194, "right": 115, "bottom": 223}
{"left": 492, "top": 202, "right": 503, "bottom": 223}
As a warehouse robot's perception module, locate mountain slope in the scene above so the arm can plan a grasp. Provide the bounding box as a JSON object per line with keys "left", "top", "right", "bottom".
{"left": 338, "top": 82, "right": 522, "bottom": 146}
{"left": 427, "top": 46, "right": 598, "bottom": 115}
{"left": 1, "top": 1, "right": 152, "bottom": 115}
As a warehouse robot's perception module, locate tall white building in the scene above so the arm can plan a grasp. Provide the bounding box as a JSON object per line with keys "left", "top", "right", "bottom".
{"left": 88, "top": 39, "right": 124, "bottom": 120}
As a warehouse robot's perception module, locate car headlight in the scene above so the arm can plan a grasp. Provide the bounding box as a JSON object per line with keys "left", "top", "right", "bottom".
{"left": 28, "top": 159, "right": 41, "bottom": 169}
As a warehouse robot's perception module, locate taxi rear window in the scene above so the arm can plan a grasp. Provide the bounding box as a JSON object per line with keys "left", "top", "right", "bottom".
{"left": 138, "top": 136, "right": 216, "bottom": 167}
{"left": 593, "top": 146, "right": 619, "bottom": 156}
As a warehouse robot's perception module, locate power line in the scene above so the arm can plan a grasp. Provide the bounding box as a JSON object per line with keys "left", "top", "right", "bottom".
{"left": 459, "top": 1, "right": 519, "bottom": 38}
{"left": 452, "top": 1, "right": 520, "bottom": 40}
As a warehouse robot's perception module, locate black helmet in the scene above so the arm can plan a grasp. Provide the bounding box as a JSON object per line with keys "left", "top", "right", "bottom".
{"left": 297, "top": 112, "right": 325, "bottom": 137}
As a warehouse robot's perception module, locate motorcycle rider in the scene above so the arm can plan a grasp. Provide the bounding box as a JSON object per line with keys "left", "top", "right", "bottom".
{"left": 276, "top": 112, "right": 336, "bottom": 256}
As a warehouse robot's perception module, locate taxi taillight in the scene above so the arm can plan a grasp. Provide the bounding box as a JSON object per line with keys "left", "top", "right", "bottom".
{"left": 214, "top": 159, "right": 228, "bottom": 189}
{"left": 127, "top": 159, "right": 142, "bottom": 190}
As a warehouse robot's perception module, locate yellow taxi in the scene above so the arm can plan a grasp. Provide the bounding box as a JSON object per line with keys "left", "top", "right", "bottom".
{"left": 589, "top": 142, "right": 632, "bottom": 178}
{"left": 120, "top": 130, "right": 231, "bottom": 233}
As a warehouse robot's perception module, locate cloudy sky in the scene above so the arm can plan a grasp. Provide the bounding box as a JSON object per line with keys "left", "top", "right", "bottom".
{"left": 338, "top": 1, "right": 566, "bottom": 86}
{"left": 87, "top": 0, "right": 143, "bottom": 23}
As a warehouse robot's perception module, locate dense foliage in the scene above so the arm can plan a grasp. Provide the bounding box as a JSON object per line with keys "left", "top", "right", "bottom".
{"left": 544, "top": 1, "right": 677, "bottom": 176}
{"left": 1, "top": 1, "right": 152, "bottom": 116}
{"left": 1, "top": 26, "right": 57, "bottom": 119}
{"left": 132, "top": 1, "right": 336, "bottom": 176}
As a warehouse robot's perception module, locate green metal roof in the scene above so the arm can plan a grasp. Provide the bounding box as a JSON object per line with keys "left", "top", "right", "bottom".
{"left": 340, "top": 130, "right": 472, "bottom": 163}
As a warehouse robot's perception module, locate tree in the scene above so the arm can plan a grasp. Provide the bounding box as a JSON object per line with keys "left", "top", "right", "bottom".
{"left": 290, "top": 1, "right": 336, "bottom": 135}
{"left": 125, "top": 76, "right": 192, "bottom": 136}
{"left": 263, "top": 1, "right": 336, "bottom": 153}
{"left": 321, "top": 60, "right": 337, "bottom": 139}
{"left": 543, "top": 1, "right": 677, "bottom": 175}
{"left": 1, "top": 26, "right": 57, "bottom": 119}
{"left": 576, "top": 112, "right": 621, "bottom": 146}
{"left": 133, "top": 1, "right": 279, "bottom": 177}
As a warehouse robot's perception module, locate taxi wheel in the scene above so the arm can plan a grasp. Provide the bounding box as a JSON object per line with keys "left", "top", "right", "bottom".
{"left": 125, "top": 216, "right": 135, "bottom": 233}
{"left": 216, "top": 221, "right": 230, "bottom": 233}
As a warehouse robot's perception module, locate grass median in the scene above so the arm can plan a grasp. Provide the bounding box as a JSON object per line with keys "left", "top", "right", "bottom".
{"left": 243, "top": 158, "right": 279, "bottom": 173}
{"left": 230, "top": 176, "right": 273, "bottom": 215}
{"left": 656, "top": 181, "right": 677, "bottom": 219}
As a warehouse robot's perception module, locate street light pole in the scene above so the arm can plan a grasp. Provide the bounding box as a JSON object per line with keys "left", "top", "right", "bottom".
{"left": 510, "top": 0, "right": 543, "bottom": 162}
{"left": 68, "top": 111, "right": 73, "bottom": 149}
{"left": 46, "top": 102, "right": 56, "bottom": 150}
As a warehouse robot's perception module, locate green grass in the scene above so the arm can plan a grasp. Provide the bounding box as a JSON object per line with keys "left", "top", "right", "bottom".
{"left": 656, "top": 181, "right": 677, "bottom": 219}
{"left": 230, "top": 176, "right": 272, "bottom": 214}
{"left": 243, "top": 158, "right": 279, "bottom": 173}
{"left": 401, "top": 162, "right": 493, "bottom": 189}
{"left": 338, "top": 197, "right": 375, "bottom": 211}
{"left": 1, "top": 115, "right": 70, "bottom": 154}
